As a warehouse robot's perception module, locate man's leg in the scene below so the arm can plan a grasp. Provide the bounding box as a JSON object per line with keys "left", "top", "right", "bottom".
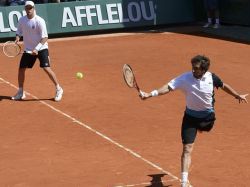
{"left": 181, "top": 143, "right": 194, "bottom": 187}
{"left": 18, "top": 68, "right": 26, "bottom": 88}
{"left": 43, "top": 67, "right": 63, "bottom": 101}
{"left": 12, "top": 68, "right": 26, "bottom": 100}
{"left": 43, "top": 67, "right": 60, "bottom": 86}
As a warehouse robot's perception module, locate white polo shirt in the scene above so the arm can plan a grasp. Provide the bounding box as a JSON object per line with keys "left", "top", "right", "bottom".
{"left": 16, "top": 15, "right": 48, "bottom": 51}
{"left": 168, "top": 71, "right": 223, "bottom": 114}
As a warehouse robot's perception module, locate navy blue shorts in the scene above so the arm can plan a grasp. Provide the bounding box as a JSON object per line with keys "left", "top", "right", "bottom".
{"left": 19, "top": 49, "right": 50, "bottom": 69}
{"left": 181, "top": 112, "right": 216, "bottom": 144}
{"left": 203, "top": 0, "right": 219, "bottom": 11}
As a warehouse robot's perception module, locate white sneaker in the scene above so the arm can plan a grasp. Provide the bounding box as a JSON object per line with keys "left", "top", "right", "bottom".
{"left": 181, "top": 182, "right": 192, "bottom": 187}
{"left": 213, "top": 23, "right": 220, "bottom": 29}
{"left": 181, "top": 181, "right": 192, "bottom": 187}
{"left": 203, "top": 22, "right": 212, "bottom": 28}
{"left": 11, "top": 90, "right": 26, "bottom": 100}
{"left": 55, "top": 87, "right": 63, "bottom": 102}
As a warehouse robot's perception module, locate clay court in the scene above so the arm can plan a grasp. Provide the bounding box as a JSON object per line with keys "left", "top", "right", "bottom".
{"left": 0, "top": 27, "right": 250, "bottom": 186}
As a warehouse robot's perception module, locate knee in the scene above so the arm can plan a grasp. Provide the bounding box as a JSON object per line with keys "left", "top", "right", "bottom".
{"left": 19, "top": 68, "right": 26, "bottom": 73}
{"left": 182, "top": 144, "right": 194, "bottom": 156}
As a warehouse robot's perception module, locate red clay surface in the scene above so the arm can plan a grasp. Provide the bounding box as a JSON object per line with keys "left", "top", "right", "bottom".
{"left": 0, "top": 30, "right": 250, "bottom": 187}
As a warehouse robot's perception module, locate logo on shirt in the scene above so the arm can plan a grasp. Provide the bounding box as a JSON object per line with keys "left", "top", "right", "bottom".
{"left": 32, "top": 25, "right": 35, "bottom": 29}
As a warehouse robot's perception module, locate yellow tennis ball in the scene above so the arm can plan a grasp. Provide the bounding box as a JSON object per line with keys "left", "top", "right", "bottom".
{"left": 76, "top": 72, "right": 83, "bottom": 79}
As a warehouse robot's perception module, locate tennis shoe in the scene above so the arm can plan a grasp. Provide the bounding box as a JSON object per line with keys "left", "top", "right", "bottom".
{"left": 203, "top": 22, "right": 212, "bottom": 28}
{"left": 55, "top": 87, "right": 63, "bottom": 102}
{"left": 11, "top": 90, "right": 26, "bottom": 100}
{"left": 181, "top": 180, "right": 192, "bottom": 187}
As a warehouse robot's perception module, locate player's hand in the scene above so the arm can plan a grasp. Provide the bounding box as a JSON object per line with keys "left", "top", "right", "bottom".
{"left": 236, "top": 94, "right": 248, "bottom": 103}
{"left": 15, "top": 39, "right": 20, "bottom": 44}
{"left": 139, "top": 91, "right": 150, "bottom": 100}
{"left": 15, "top": 36, "right": 20, "bottom": 43}
{"left": 32, "top": 49, "right": 38, "bottom": 55}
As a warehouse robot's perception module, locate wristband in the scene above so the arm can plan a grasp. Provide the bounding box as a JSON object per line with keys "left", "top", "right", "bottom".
{"left": 35, "top": 43, "right": 43, "bottom": 51}
{"left": 151, "top": 90, "right": 159, "bottom": 97}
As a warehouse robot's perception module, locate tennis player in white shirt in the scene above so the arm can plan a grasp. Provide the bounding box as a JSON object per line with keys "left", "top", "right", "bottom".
{"left": 140, "top": 55, "right": 248, "bottom": 187}
{"left": 12, "top": 1, "right": 63, "bottom": 101}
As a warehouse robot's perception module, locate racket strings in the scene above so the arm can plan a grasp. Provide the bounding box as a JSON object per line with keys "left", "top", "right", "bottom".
{"left": 3, "top": 42, "right": 21, "bottom": 57}
{"left": 124, "top": 69, "right": 135, "bottom": 86}
{"left": 123, "top": 65, "right": 135, "bottom": 88}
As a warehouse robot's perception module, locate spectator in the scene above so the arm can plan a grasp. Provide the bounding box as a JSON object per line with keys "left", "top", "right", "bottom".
{"left": 8, "top": 0, "right": 25, "bottom": 6}
{"left": 203, "top": 0, "right": 220, "bottom": 29}
{"left": 34, "top": 0, "right": 49, "bottom": 4}
{"left": 49, "top": 0, "right": 60, "bottom": 3}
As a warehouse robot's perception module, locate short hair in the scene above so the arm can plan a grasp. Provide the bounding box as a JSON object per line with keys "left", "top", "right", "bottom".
{"left": 191, "top": 55, "right": 210, "bottom": 72}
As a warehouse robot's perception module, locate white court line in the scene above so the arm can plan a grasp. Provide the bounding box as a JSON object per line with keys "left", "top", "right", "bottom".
{"left": 1, "top": 77, "right": 181, "bottom": 183}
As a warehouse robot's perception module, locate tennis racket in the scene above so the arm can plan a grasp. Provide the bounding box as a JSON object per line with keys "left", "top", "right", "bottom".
{"left": 2, "top": 41, "right": 31, "bottom": 57}
{"left": 122, "top": 64, "right": 143, "bottom": 95}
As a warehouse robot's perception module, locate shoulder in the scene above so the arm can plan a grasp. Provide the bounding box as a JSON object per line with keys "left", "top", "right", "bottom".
{"left": 169, "top": 71, "right": 191, "bottom": 85}
{"left": 34, "top": 15, "right": 46, "bottom": 23}
{"left": 203, "top": 71, "right": 212, "bottom": 79}
{"left": 35, "top": 15, "right": 44, "bottom": 20}
{"left": 34, "top": 15, "right": 47, "bottom": 28}
{"left": 211, "top": 72, "right": 222, "bottom": 81}
{"left": 179, "top": 71, "right": 193, "bottom": 81}
{"left": 176, "top": 71, "right": 192, "bottom": 79}
{"left": 210, "top": 72, "right": 223, "bottom": 88}
{"left": 19, "top": 16, "right": 27, "bottom": 23}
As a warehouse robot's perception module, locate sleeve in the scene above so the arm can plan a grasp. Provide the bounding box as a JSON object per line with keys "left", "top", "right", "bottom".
{"left": 212, "top": 73, "right": 223, "bottom": 89}
{"left": 39, "top": 19, "right": 48, "bottom": 38}
{"left": 168, "top": 74, "right": 185, "bottom": 90}
{"left": 16, "top": 20, "right": 22, "bottom": 36}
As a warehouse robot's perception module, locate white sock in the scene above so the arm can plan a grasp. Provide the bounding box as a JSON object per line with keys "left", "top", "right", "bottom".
{"left": 56, "top": 84, "right": 61, "bottom": 90}
{"left": 181, "top": 172, "right": 188, "bottom": 183}
{"left": 18, "top": 87, "right": 23, "bottom": 92}
{"left": 215, "top": 18, "right": 220, "bottom": 24}
{"left": 208, "top": 18, "right": 212, "bottom": 23}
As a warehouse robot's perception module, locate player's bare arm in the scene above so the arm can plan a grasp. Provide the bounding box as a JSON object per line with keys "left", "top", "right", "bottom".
{"left": 40, "top": 37, "right": 48, "bottom": 45}
{"left": 158, "top": 84, "right": 173, "bottom": 95}
{"left": 140, "top": 83, "right": 173, "bottom": 100}
{"left": 221, "top": 83, "right": 248, "bottom": 103}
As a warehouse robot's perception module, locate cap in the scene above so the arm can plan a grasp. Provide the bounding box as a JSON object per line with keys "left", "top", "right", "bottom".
{"left": 25, "top": 1, "right": 35, "bottom": 7}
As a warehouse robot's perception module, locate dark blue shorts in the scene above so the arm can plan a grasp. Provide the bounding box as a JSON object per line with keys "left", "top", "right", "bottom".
{"left": 181, "top": 112, "right": 216, "bottom": 144}
{"left": 203, "top": 0, "right": 219, "bottom": 11}
{"left": 19, "top": 49, "right": 50, "bottom": 69}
